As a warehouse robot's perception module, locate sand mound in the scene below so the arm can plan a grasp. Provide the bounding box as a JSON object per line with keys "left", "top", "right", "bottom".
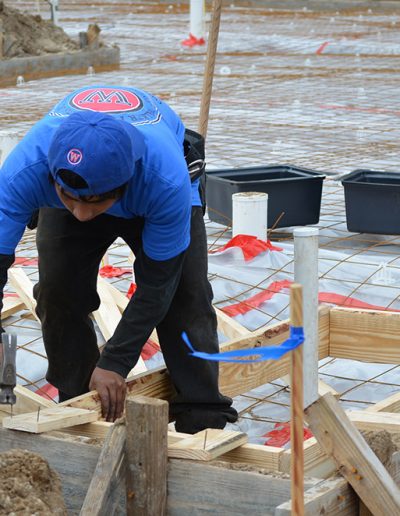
{"left": 0, "top": 448, "right": 67, "bottom": 515}
{"left": 0, "top": 1, "right": 79, "bottom": 59}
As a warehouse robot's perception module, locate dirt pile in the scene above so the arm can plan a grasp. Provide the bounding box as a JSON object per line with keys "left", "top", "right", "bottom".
{"left": 0, "top": 448, "right": 67, "bottom": 515}
{"left": 0, "top": 1, "right": 79, "bottom": 59}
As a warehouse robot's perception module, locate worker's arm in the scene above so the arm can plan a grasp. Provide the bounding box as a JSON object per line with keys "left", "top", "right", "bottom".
{"left": 90, "top": 248, "right": 186, "bottom": 420}
{"left": 0, "top": 254, "right": 16, "bottom": 333}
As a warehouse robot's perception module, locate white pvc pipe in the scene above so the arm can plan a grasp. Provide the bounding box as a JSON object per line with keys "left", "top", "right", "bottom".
{"left": 190, "top": 0, "right": 206, "bottom": 39}
{"left": 293, "top": 227, "right": 319, "bottom": 408}
{"left": 48, "top": 0, "right": 59, "bottom": 26}
{"left": 232, "top": 192, "right": 268, "bottom": 240}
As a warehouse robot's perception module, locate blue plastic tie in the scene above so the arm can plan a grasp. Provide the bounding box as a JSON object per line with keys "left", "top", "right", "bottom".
{"left": 181, "top": 326, "right": 304, "bottom": 363}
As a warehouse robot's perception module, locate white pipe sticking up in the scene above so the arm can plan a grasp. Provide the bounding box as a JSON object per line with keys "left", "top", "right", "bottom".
{"left": 293, "top": 227, "right": 319, "bottom": 408}
{"left": 48, "top": 0, "right": 59, "bottom": 26}
{"left": 190, "top": 0, "right": 206, "bottom": 40}
{"left": 232, "top": 192, "right": 268, "bottom": 240}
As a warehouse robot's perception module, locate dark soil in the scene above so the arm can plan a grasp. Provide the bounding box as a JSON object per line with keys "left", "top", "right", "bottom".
{"left": 0, "top": 1, "right": 79, "bottom": 59}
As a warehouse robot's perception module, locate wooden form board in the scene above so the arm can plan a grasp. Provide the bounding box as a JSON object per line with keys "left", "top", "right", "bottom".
{"left": 167, "top": 459, "right": 319, "bottom": 516}
{"left": 329, "top": 307, "right": 400, "bottom": 363}
{"left": 0, "top": 426, "right": 103, "bottom": 514}
{"left": 3, "top": 406, "right": 98, "bottom": 433}
{"left": 306, "top": 392, "right": 400, "bottom": 516}
{"left": 65, "top": 306, "right": 329, "bottom": 411}
{"left": 0, "top": 425, "right": 319, "bottom": 516}
{"left": 275, "top": 475, "right": 358, "bottom": 516}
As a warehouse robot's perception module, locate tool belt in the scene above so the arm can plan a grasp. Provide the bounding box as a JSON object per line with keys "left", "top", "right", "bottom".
{"left": 184, "top": 128, "right": 206, "bottom": 183}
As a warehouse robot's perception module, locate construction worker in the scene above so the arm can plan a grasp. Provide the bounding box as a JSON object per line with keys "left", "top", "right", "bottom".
{"left": 0, "top": 85, "right": 238, "bottom": 433}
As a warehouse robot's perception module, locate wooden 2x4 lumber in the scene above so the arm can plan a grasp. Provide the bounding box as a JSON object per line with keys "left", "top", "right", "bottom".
{"left": 365, "top": 392, "right": 400, "bottom": 414}
{"left": 167, "top": 459, "right": 319, "bottom": 516}
{"left": 281, "top": 374, "right": 339, "bottom": 399}
{"left": 329, "top": 307, "right": 400, "bottom": 363}
{"left": 168, "top": 429, "right": 247, "bottom": 461}
{"left": 347, "top": 410, "right": 400, "bottom": 433}
{"left": 218, "top": 305, "right": 329, "bottom": 398}
{"left": 80, "top": 421, "right": 126, "bottom": 516}
{"left": 2, "top": 406, "right": 98, "bottom": 433}
{"left": 280, "top": 437, "right": 337, "bottom": 480}
{"left": 275, "top": 475, "right": 358, "bottom": 516}
{"left": 94, "top": 277, "right": 147, "bottom": 375}
{"left": 7, "top": 267, "right": 39, "bottom": 321}
{"left": 13, "top": 385, "right": 54, "bottom": 413}
{"left": 214, "top": 306, "right": 250, "bottom": 340}
{"left": 305, "top": 392, "right": 400, "bottom": 516}
{"left": 1, "top": 296, "right": 25, "bottom": 319}
{"left": 125, "top": 396, "right": 168, "bottom": 515}
{"left": 290, "top": 453, "right": 400, "bottom": 516}
{"left": 65, "top": 306, "right": 330, "bottom": 414}
{"left": 60, "top": 420, "right": 285, "bottom": 472}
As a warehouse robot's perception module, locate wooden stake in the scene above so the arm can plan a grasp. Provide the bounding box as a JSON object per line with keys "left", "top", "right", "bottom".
{"left": 125, "top": 395, "right": 168, "bottom": 516}
{"left": 80, "top": 421, "right": 126, "bottom": 516}
{"left": 290, "top": 283, "right": 304, "bottom": 516}
{"left": 198, "top": 0, "right": 222, "bottom": 138}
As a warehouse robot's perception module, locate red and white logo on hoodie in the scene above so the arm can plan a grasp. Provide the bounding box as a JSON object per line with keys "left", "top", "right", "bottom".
{"left": 70, "top": 88, "right": 142, "bottom": 114}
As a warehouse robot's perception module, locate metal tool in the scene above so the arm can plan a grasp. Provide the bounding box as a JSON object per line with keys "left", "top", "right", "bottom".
{"left": 0, "top": 333, "right": 17, "bottom": 405}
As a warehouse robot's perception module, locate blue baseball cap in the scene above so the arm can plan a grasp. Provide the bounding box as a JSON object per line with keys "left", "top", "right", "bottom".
{"left": 48, "top": 110, "right": 145, "bottom": 196}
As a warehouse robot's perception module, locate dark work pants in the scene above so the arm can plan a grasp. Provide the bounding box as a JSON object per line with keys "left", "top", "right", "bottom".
{"left": 34, "top": 206, "right": 238, "bottom": 433}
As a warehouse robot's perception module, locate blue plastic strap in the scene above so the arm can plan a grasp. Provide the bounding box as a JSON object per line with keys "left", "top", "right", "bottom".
{"left": 181, "top": 326, "right": 304, "bottom": 363}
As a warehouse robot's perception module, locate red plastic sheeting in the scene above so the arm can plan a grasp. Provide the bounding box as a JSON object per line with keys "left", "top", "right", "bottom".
{"left": 214, "top": 234, "right": 283, "bottom": 261}
{"left": 35, "top": 382, "right": 59, "bottom": 401}
{"left": 221, "top": 279, "right": 400, "bottom": 318}
{"left": 222, "top": 280, "right": 292, "bottom": 317}
{"left": 99, "top": 265, "right": 132, "bottom": 278}
{"left": 13, "top": 257, "right": 39, "bottom": 266}
{"left": 127, "top": 282, "right": 137, "bottom": 299}
{"left": 263, "top": 421, "right": 313, "bottom": 447}
{"left": 181, "top": 33, "right": 205, "bottom": 47}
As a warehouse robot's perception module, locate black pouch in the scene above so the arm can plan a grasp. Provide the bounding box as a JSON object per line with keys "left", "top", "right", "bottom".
{"left": 184, "top": 129, "right": 206, "bottom": 214}
{"left": 184, "top": 129, "right": 206, "bottom": 183}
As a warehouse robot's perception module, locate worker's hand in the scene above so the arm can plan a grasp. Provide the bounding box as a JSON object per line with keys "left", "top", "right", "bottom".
{"left": 89, "top": 367, "right": 127, "bottom": 422}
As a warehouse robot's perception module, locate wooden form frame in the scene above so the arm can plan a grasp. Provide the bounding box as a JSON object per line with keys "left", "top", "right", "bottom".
{"left": 4, "top": 283, "right": 400, "bottom": 513}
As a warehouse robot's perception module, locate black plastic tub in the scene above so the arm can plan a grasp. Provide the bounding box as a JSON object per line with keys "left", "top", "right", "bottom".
{"left": 341, "top": 169, "right": 400, "bottom": 234}
{"left": 205, "top": 165, "right": 326, "bottom": 228}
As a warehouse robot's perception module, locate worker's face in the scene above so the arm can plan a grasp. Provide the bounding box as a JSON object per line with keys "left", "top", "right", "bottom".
{"left": 55, "top": 183, "right": 117, "bottom": 222}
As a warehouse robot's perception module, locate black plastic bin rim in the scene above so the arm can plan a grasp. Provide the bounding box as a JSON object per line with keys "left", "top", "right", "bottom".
{"left": 206, "top": 165, "right": 326, "bottom": 183}
{"left": 341, "top": 169, "right": 400, "bottom": 186}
